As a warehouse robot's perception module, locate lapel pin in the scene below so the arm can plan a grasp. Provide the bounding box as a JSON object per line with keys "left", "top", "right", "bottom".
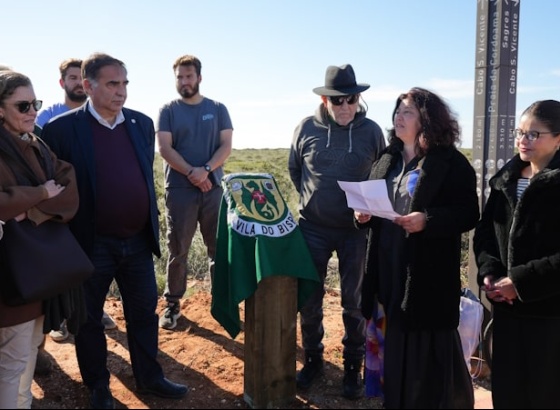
{"left": 131, "top": 119, "right": 136, "bottom": 124}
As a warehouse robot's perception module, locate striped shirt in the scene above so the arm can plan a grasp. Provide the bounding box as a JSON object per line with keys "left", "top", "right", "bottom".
{"left": 517, "top": 178, "right": 530, "bottom": 200}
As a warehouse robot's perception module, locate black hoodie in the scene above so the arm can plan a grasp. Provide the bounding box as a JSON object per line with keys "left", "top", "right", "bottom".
{"left": 288, "top": 104, "right": 385, "bottom": 229}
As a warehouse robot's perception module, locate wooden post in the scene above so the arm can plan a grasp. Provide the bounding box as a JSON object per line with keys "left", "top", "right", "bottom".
{"left": 243, "top": 275, "right": 298, "bottom": 409}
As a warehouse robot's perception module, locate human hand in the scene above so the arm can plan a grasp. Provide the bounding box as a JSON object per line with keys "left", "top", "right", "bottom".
{"left": 196, "top": 178, "right": 213, "bottom": 193}
{"left": 355, "top": 212, "right": 371, "bottom": 224}
{"left": 43, "top": 180, "right": 65, "bottom": 199}
{"left": 188, "top": 167, "right": 208, "bottom": 186}
{"left": 482, "top": 275, "right": 515, "bottom": 304}
{"left": 491, "top": 276, "right": 517, "bottom": 304}
{"left": 14, "top": 213, "right": 27, "bottom": 222}
{"left": 393, "top": 212, "right": 426, "bottom": 234}
{"left": 481, "top": 275, "right": 495, "bottom": 292}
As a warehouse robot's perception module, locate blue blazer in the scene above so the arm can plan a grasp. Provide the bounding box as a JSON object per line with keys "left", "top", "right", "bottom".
{"left": 42, "top": 103, "right": 161, "bottom": 258}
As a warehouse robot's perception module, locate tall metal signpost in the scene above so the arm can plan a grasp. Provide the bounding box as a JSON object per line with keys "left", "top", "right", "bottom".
{"left": 469, "top": 0, "right": 520, "bottom": 310}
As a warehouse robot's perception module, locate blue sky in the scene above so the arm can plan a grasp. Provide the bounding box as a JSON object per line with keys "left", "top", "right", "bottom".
{"left": 3, "top": 0, "right": 559, "bottom": 149}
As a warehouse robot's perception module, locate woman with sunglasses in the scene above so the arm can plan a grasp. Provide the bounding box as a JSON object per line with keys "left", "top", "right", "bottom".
{"left": 356, "top": 87, "right": 479, "bottom": 408}
{"left": 473, "top": 100, "right": 560, "bottom": 409}
{"left": 0, "top": 70, "right": 80, "bottom": 409}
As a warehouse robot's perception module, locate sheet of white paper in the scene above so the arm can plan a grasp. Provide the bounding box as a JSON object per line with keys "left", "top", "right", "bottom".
{"left": 338, "top": 180, "right": 401, "bottom": 221}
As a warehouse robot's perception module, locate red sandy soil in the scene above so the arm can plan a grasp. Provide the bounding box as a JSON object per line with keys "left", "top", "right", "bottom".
{"left": 31, "top": 281, "right": 490, "bottom": 409}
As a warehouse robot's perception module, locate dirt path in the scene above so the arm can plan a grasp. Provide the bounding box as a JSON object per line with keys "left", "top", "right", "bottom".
{"left": 31, "top": 283, "right": 489, "bottom": 409}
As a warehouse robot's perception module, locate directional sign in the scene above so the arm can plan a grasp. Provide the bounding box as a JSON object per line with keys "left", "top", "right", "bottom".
{"left": 473, "top": 0, "right": 519, "bottom": 208}
{"left": 469, "top": 0, "right": 520, "bottom": 306}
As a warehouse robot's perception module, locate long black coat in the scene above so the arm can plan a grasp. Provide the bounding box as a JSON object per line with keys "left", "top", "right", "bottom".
{"left": 474, "top": 152, "right": 560, "bottom": 317}
{"left": 362, "top": 145, "right": 479, "bottom": 330}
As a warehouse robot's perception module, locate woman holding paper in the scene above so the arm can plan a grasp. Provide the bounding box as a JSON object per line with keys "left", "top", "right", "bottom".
{"left": 357, "top": 87, "right": 479, "bottom": 408}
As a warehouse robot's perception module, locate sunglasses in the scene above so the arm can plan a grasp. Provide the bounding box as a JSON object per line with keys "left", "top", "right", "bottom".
{"left": 328, "top": 94, "right": 359, "bottom": 106}
{"left": 14, "top": 100, "right": 43, "bottom": 114}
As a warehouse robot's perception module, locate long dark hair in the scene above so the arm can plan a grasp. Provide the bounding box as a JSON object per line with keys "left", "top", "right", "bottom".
{"left": 386, "top": 87, "right": 461, "bottom": 156}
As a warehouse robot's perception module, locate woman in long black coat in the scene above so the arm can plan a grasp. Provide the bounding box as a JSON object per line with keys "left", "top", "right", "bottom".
{"left": 357, "top": 87, "right": 479, "bottom": 409}
{"left": 474, "top": 100, "right": 560, "bottom": 409}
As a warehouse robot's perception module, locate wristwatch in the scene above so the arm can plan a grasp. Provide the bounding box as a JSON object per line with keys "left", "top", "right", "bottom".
{"left": 204, "top": 164, "right": 212, "bottom": 173}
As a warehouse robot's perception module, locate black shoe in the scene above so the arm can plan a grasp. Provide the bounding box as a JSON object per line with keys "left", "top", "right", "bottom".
{"left": 137, "top": 377, "right": 189, "bottom": 399}
{"left": 90, "top": 386, "right": 114, "bottom": 409}
{"left": 342, "top": 362, "right": 363, "bottom": 400}
{"left": 296, "top": 355, "right": 324, "bottom": 390}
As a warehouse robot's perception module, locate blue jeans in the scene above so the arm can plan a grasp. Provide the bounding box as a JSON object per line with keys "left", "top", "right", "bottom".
{"left": 75, "top": 233, "right": 163, "bottom": 389}
{"left": 298, "top": 219, "right": 367, "bottom": 362}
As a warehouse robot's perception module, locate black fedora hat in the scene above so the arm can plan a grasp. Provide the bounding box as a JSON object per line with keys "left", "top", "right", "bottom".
{"left": 312, "top": 64, "right": 370, "bottom": 96}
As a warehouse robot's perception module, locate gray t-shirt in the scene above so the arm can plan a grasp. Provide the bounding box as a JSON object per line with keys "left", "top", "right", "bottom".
{"left": 157, "top": 97, "right": 233, "bottom": 188}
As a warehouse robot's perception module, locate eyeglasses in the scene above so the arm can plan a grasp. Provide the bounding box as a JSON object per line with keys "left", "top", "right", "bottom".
{"left": 511, "top": 128, "right": 560, "bottom": 142}
{"left": 328, "top": 94, "right": 359, "bottom": 106}
{"left": 14, "top": 100, "right": 43, "bottom": 114}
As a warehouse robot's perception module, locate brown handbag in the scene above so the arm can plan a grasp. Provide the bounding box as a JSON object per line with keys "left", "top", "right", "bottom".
{"left": 0, "top": 135, "right": 94, "bottom": 306}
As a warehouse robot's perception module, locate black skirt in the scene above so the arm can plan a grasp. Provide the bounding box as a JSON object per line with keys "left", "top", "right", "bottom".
{"left": 491, "top": 307, "right": 560, "bottom": 409}
{"left": 383, "top": 311, "right": 474, "bottom": 409}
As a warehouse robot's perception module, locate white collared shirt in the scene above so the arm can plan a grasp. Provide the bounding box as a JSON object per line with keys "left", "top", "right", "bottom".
{"left": 0, "top": 220, "right": 4, "bottom": 240}
{"left": 87, "top": 102, "right": 125, "bottom": 130}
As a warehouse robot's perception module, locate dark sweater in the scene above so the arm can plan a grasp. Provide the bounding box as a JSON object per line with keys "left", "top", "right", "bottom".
{"left": 90, "top": 119, "right": 149, "bottom": 238}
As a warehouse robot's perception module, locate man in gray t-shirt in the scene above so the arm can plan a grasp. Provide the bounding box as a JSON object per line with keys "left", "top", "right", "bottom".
{"left": 156, "top": 55, "right": 233, "bottom": 330}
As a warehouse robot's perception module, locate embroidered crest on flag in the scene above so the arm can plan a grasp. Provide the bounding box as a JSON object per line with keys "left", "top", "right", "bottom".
{"left": 223, "top": 173, "right": 296, "bottom": 238}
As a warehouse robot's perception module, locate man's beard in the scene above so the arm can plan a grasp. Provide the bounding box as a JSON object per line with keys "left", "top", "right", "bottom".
{"left": 66, "top": 86, "right": 88, "bottom": 103}
{"left": 178, "top": 83, "right": 199, "bottom": 99}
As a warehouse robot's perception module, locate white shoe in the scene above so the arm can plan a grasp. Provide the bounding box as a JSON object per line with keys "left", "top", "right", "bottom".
{"left": 49, "top": 320, "right": 69, "bottom": 342}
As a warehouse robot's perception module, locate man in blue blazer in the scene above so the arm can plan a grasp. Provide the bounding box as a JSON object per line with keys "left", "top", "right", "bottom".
{"left": 42, "top": 53, "right": 188, "bottom": 409}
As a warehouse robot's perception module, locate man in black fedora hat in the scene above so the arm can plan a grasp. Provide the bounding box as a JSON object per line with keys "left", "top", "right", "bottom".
{"left": 289, "top": 64, "right": 386, "bottom": 399}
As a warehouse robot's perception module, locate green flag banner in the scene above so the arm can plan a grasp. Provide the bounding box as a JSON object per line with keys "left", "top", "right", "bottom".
{"left": 211, "top": 173, "right": 320, "bottom": 339}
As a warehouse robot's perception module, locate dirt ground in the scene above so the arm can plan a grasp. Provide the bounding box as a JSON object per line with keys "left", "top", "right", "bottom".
{"left": 31, "top": 280, "right": 490, "bottom": 409}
